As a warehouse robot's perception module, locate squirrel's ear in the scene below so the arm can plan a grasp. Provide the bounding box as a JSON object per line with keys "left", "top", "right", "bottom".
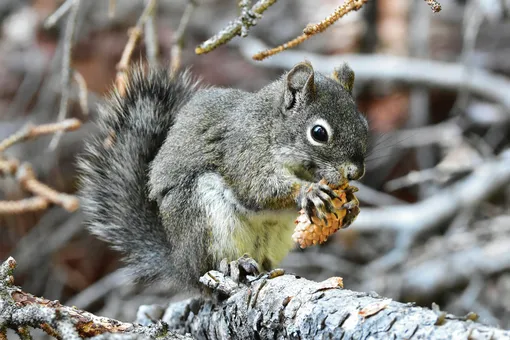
{"left": 284, "top": 61, "right": 316, "bottom": 109}
{"left": 332, "top": 63, "right": 355, "bottom": 95}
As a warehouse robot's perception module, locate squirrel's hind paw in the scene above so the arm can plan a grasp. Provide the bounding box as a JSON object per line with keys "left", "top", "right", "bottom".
{"left": 218, "top": 254, "right": 260, "bottom": 285}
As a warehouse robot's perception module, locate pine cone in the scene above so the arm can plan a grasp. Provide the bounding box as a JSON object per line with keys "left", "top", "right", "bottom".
{"left": 292, "top": 179, "right": 359, "bottom": 249}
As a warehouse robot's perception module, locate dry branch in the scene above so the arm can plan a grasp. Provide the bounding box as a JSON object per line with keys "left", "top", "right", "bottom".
{"left": 425, "top": 0, "right": 442, "bottom": 13}
{"left": 115, "top": 0, "right": 158, "bottom": 95}
{"left": 240, "top": 40, "right": 510, "bottom": 112}
{"left": 73, "top": 70, "right": 89, "bottom": 115}
{"left": 0, "top": 119, "right": 81, "bottom": 153}
{"left": 0, "top": 258, "right": 191, "bottom": 340}
{"left": 170, "top": 0, "right": 196, "bottom": 77}
{"left": 0, "top": 197, "right": 49, "bottom": 214}
{"left": 0, "top": 119, "right": 82, "bottom": 214}
{"left": 353, "top": 152, "right": 510, "bottom": 233}
{"left": 253, "top": 0, "right": 368, "bottom": 61}
{"left": 49, "top": 0, "right": 81, "bottom": 150}
{"left": 366, "top": 237, "right": 510, "bottom": 301}
{"left": 17, "top": 164, "right": 79, "bottom": 212}
{"left": 158, "top": 269, "right": 507, "bottom": 339}
{"left": 2, "top": 257, "right": 508, "bottom": 339}
{"left": 144, "top": 0, "right": 160, "bottom": 68}
{"left": 195, "top": 0, "right": 277, "bottom": 55}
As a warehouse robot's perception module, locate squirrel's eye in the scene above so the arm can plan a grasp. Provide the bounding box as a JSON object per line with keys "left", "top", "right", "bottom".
{"left": 311, "top": 125, "right": 328, "bottom": 143}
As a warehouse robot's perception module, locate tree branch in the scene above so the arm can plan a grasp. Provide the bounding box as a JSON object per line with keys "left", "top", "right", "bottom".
{"left": 240, "top": 39, "right": 510, "bottom": 112}
{"left": 2, "top": 255, "right": 508, "bottom": 339}
{"left": 157, "top": 270, "right": 508, "bottom": 339}
{"left": 0, "top": 258, "right": 191, "bottom": 340}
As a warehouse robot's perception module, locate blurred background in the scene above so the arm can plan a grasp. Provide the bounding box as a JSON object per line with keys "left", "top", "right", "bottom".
{"left": 1, "top": 0, "right": 510, "bottom": 332}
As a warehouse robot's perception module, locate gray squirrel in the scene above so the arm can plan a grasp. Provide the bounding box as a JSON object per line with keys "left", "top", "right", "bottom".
{"left": 78, "top": 61, "right": 368, "bottom": 289}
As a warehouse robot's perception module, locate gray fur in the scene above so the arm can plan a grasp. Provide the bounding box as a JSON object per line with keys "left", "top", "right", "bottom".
{"left": 79, "top": 62, "right": 368, "bottom": 290}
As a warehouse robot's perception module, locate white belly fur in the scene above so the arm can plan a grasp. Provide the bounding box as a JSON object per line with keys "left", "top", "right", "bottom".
{"left": 196, "top": 173, "right": 297, "bottom": 267}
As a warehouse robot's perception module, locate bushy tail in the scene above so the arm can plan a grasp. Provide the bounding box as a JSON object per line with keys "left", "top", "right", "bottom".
{"left": 78, "top": 67, "right": 197, "bottom": 282}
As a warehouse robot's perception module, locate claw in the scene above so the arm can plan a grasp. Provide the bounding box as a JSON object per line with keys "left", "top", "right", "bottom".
{"left": 237, "top": 254, "right": 260, "bottom": 277}
{"left": 305, "top": 204, "right": 315, "bottom": 222}
{"left": 299, "top": 181, "right": 338, "bottom": 224}
{"left": 319, "top": 184, "right": 339, "bottom": 198}
{"left": 342, "top": 200, "right": 357, "bottom": 210}
{"left": 316, "top": 209, "right": 328, "bottom": 226}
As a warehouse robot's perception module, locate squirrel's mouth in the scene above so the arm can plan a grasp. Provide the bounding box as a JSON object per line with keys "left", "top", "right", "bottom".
{"left": 286, "top": 162, "right": 344, "bottom": 184}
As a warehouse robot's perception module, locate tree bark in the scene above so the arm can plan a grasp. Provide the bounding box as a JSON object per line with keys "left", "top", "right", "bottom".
{"left": 158, "top": 270, "right": 510, "bottom": 340}
{"left": 2, "top": 258, "right": 510, "bottom": 339}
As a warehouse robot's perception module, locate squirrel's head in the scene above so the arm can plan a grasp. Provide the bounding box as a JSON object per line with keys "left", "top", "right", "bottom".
{"left": 275, "top": 61, "right": 368, "bottom": 184}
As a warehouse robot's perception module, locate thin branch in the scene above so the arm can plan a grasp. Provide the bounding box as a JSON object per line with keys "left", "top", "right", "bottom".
{"left": 195, "top": 0, "right": 277, "bottom": 55}
{"left": 0, "top": 197, "right": 49, "bottom": 215}
{"left": 354, "top": 152, "right": 510, "bottom": 233}
{"left": 43, "top": 0, "right": 74, "bottom": 29}
{"left": 253, "top": 0, "right": 368, "bottom": 61}
{"left": 115, "top": 0, "right": 158, "bottom": 96}
{"left": 66, "top": 269, "right": 128, "bottom": 309}
{"left": 170, "top": 0, "right": 197, "bottom": 77}
{"left": 303, "top": 0, "right": 368, "bottom": 35}
{"left": 0, "top": 257, "right": 190, "bottom": 339}
{"left": 49, "top": 0, "right": 81, "bottom": 150}
{"left": 425, "top": 0, "right": 442, "bottom": 13}
{"left": 0, "top": 119, "right": 81, "bottom": 153}
{"left": 72, "top": 70, "right": 89, "bottom": 115}
{"left": 239, "top": 41, "right": 510, "bottom": 113}
{"left": 108, "top": 0, "right": 116, "bottom": 18}
{"left": 17, "top": 164, "right": 79, "bottom": 212}
{"left": 0, "top": 159, "right": 19, "bottom": 176}
{"left": 352, "top": 181, "right": 408, "bottom": 206}
{"left": 0, "top": 119, "right": 81, "bottom": 214}
{"left": 144, "top": 0, "right": 160, "bottom": 67}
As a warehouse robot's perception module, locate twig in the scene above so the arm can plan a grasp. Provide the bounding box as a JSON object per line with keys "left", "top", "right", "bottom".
{"left": 353, "top": 151, "right": 510, "bottom": 233}
{"left": 239, "top": 40, "right": 510, "bottom": 113}
{"left": 252, "top": 0, "right": 367, "bottom": 61}
{"left": 72, "top": 70, "right": 89, "bottom": 115}
{"left": 409, "top": 0, "right": 435, "bottom": 198}
{"left": 384, "top": 168, "right": 447, "bottom": 192}
{"left": 43, "top": 0, "right": 74, "bottom": 29}
{"left": 0, "top": 258, "right": 187, "bottom": 339}
{"left": 0, "top": 197, "right": 49, "bottom": 214}
{"left": 448, "top": 1, "right": 485, "bottom": 122}
{"left": 66, "top": 269, "right": 128, "bottom": 309}
{"left": 0, "top": 119, "right": 81, "bottom": 214}
{"left": 0, "top": 159, "right": 19, "bottom": 176}
{"left": 351, "top": 181, "right": 408, "bottom": 206}
{"left": 17, "top": 164, "right": 79, "bottom": 212}
{"left": 425, "top": 0, "right": 442, "bottom": 13}
{"left": 0, "top": 257, "right": 190, "bottom": 339}
{"left": 391, "top": 120, "right": 463, "bottom": 149}
{"left": 108, "top": 0, "right": 116, "bottom": 18}
{"left": 49, "top": 0, "right": 81, "bottom": 151}
{"left": 115, "top": 0, "right": 158, "bottom": 96}
{"left": 303, "top": 0, "right": 367, "bottom": 35}
{"left": 170, "top": 0, "right": 197, "bottom": 77}
{"left": 11, "top": 208, "right": 81, "bottom": 275}
{"left": 144, "top": 0, "right": 159, "bottom": 67}
{"left": 363, "top": 238, "right": 510, "bottom": 301}
{"left": 195, "top": 0, "right": 277, "bottom": 55}
{"left": 0, "top": 119, "right": 81, "bottom": 153}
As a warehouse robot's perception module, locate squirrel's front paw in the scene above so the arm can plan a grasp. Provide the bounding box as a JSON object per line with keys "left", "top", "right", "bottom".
{"left": 298, "top": 182, "right": 338, "bottom": 224}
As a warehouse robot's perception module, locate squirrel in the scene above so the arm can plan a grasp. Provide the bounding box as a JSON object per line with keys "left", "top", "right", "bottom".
{"left": 78, "top": 61, "right": 369, "bottom": 290}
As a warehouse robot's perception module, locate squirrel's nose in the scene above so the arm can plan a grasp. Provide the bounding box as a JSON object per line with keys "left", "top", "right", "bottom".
{"left": 340, "top": 162, "right": 365, "bottom": 181}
